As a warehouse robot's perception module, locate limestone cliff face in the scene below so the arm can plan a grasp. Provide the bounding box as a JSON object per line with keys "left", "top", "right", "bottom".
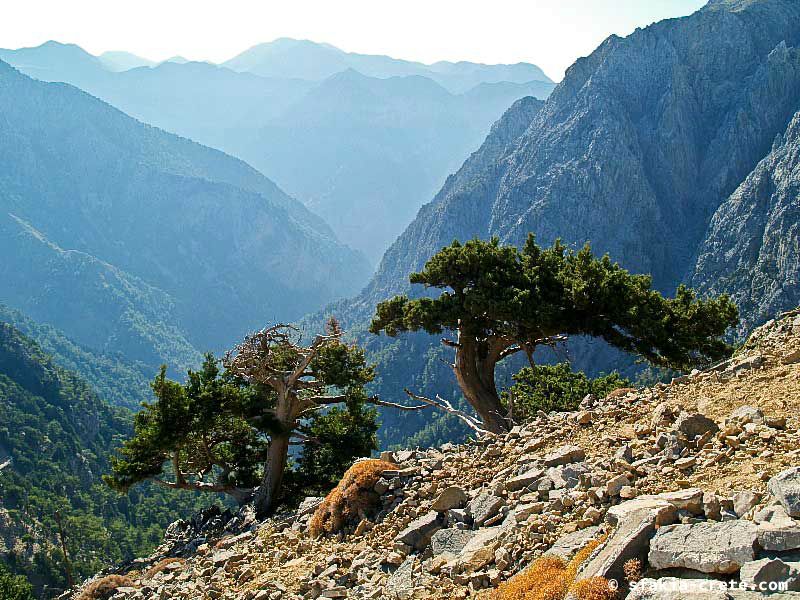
{"left": 692, "top": 107, "right": 800, "bottom": 335}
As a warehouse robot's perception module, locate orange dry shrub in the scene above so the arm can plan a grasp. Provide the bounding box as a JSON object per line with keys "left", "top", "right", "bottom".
{"left": 570, "top": 577, "right": 617, "bottom": 600}
{"left": 565, "top": 536, "right": 604, "bottom": 580}
{"left": 308, "top": 459, "right": 396, "bottom": 537}
{"left": 144, "top": 557, "right": 186, "bottom": 579}
{"left": 492, "top": 556, "right": 568, "bottom": 600}
{"left": 76, "top": 574, "right": 135, "bottom": 600}
{"left": 492, "top": 536, "right": 611, "bottom": 600}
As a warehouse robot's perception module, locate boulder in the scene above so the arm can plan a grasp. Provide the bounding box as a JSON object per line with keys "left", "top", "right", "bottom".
{"left": 727, "top": 406, "right": 765, "bottom": 426}
{"left": 769, "top": 467, "right": 800, "bottom": 518}
{"left": 545, "top": 525, "right": 602, "bottom": 560}
{"left": 548, "top": 463, "right": 590, "bottom": 490}
{"left": 509, "top": 502, "right": 545, "bottom": 523}
{"left": 651, "top": 403, "right": 678, "bottom": 429}
{"left": 579, "top": 497, "right": 676, "bottom": 583}
{"left": 431, "top": 486, "right": 467, "bottom": 512}
{"left": 648, "top": 521, "right": 759, "bottom": 574}
{"left": 652, "top": 488, "right": 705, "bottom": 515}
{"left": 606, "top": 473, "right": 632, "bottom": 497}
{"left": 468, "top": 493, "right": 506, "bottom": 527}
{"left": 615, "top": 444, "right": 634, "bottom": 463}
{"left": 506, "top": 467, "right": 545, "bottom": 492}
{"left": 395, "top": 511, "right": 443, "bottom": 551}
{"left": 675, "top": 413, "right": 720, "bottom": 439}
{"left": 704, "top": 492, "right": 722, "bottom": 521}
{"left": 455, "top": 527, "right": 506, "bottom": 573}
{"left": 756, "top": 506, "right": 800, "bottom": 554}
{"left": 386, "top": 556, "right": 429, "bottom": 600}
{"left": 733, "top": 491, "right": 761, "bottom": 517}
{"left": 543, "top": 445, "right": 586, "bottom": 467}
{"left": 430, "top": 528, "right": 475, "bottom": 557}
{"left": 739, "top": 558, "right": 800, "bottom": 591}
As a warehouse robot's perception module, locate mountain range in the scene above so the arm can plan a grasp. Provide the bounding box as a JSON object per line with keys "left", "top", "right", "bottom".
{"left": 314, "top": 0, "right": 800, "bottom": 446}
{"left": 0, "top": 59, "right": 369, "bottom": 373}
{"left": 0, "top": 40, "right": 555, "bottom": 260}
{"left": 222, "top": 37, "right": 552, "bottom": 93}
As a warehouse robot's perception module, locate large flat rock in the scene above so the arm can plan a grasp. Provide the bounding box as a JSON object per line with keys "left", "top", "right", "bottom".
{"left": 430, "top": 528, "right": 475, "bottom": 557}
{"left": 395, "top": 511, "right": 443, "bottom": 551}
{"left": 648, "top": 521, "right": 759, "bottom": 574}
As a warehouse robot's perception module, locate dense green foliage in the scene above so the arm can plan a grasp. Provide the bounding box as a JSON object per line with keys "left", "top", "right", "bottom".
{"left": 0, "top": 563, "right": 34, "bottom": 600}
{"left": 105, "top": 357, "right": 265, "bottom": 501}
{"left": 371, "top": 236, "right": 738, "bottom": 431}
{"left": 372, "top": 236, "right": 738, "bottom": 370}
{"left": 504, "top": 363, "right": 630, "bottom": 417}
{"left": 0, "top": 323, "right": 218, "bottom": 596}
{"left": 287, "top": 403, "right": 379, "bottom": 499}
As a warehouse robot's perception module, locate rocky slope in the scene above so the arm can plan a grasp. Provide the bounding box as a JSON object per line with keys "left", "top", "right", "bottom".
{"left": 67, "top": 308, "right": 800, "bottom": 599}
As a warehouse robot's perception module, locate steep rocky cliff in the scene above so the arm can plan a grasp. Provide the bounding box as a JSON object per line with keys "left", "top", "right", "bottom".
{"left": 365, "top": 0, "right": 800, "bottom": 301}
{"left": 692, "top": 106, "right": 800, "bottom": 336}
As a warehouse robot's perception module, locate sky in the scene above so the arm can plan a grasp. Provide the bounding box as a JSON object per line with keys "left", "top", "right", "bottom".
{"left": 0, "top": 0, "right": 708, "bottom": 81}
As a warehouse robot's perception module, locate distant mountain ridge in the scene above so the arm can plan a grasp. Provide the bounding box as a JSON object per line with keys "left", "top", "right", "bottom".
{"left": 222, "top": 37, "right": 553, "bottom": 93}
{"left": 0, "top": 40, "right": 555, "bottom": 260}
{"left": 0, "top": 59, "right": 369, "bottom": 373}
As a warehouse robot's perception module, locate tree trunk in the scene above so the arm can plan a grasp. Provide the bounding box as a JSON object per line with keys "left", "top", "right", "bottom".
{"left": 452, "top": 335, "right": 509, "bottom": 433}
{"left": 253, "top": 432, "right": 290, "bottom": 518}
{"left": 253, "top": 386, "right": 294, "bottom": 519}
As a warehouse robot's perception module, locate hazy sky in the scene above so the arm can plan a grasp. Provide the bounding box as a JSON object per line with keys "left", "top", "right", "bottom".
{"left": 1, "top": 0, "right": 708, "bottom": 81}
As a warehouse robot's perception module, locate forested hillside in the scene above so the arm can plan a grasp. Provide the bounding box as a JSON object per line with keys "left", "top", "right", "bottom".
{"left": 0, "top": 304, "right": 152, "bottom": 410}
{"left": 0, "top": 322, "right": 219, "bottom": 596}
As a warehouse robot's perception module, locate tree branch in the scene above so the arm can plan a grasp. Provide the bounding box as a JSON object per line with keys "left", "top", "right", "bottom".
{"left": 403, "top": 389, "right": 491, "bottom": 435}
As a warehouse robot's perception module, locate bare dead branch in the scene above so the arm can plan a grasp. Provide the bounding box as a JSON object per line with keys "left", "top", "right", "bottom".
{"left": 403, "top": 388, "right": 491, "bottom": 435}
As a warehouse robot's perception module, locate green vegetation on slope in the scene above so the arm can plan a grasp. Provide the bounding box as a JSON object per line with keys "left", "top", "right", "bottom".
{"left": 503, "top": 363, "right": 629, "bottom": 417}
{"left": 0, "top": 323, "right": 220, "bottom": 596}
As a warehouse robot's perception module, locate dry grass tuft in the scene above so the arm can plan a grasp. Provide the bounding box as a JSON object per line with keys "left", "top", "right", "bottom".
{"left": 144, "top": 557, "right": 186, "bottom": 579}
{"left": 76, "top": 574, "right": 135, "bottom": 600}
{"left": 493, "top": 536, "right": 609, "bottom": 600}
{"left": 623, "top": 558, "right": 642, "bottom": 584}
{"left": 309, "top": 459, "right": 397, "bottom": 538}
{"left": 570, "top": 577, "right": 617, "bottom": 600}
{"left": 565, "top": 536, "right": 603, "bottom": 580}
